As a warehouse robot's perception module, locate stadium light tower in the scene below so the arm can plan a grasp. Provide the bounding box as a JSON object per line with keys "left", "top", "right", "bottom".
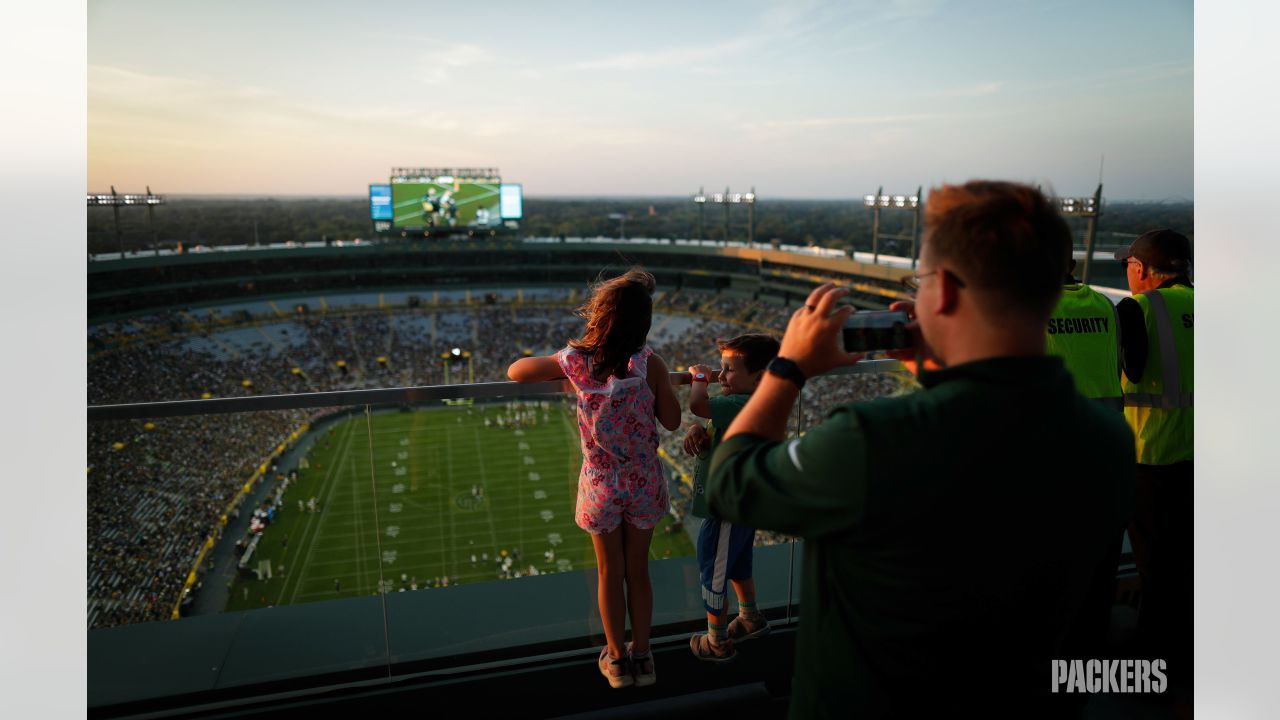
{"left": 691, "top": 186, "right": 756, "bottom": 245}
{"left": 607, "top": 212, "right": 628, "bottom": 240}
{"left": 693, "top": 187, "right": 707, "bottom": 240}
{"left": 1055, "top": 184, "right": 1104, "bottom": 284}
{"left": 87, "top": 186, "right": 166, "bottom": 257}
{"left": 863, "top": 186, "right": 922, "bottom": 268}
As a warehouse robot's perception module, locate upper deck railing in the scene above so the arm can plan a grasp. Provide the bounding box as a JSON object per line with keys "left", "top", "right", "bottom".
{"left": 86, "top": 361, "right": 904, "bottom": 421}
{"left": 89, "top": 363, "right": 918, "bottom": 716}
{"left": 85, "top": 360, "right": 1135, "bottom": 717}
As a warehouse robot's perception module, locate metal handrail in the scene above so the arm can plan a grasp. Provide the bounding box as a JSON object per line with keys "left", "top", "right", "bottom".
{"left": 87, "top": 360, "right": 906, "bottom": 421}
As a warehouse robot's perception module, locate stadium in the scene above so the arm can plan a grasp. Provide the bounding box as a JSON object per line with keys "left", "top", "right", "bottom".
{"left": 25, "top": 0, "right": 1226, "bottom": 713}
{"left": 86, "top": 236, "right": 930, "bottom": 714}
{"left": 77, "top": 43, "right": 1195, "bottom": 720}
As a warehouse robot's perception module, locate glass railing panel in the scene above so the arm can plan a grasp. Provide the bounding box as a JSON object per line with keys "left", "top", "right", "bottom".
{"left": 86, "top": 367, "right": 823, "bottom": 705}
{"left": 650, "top": 369, "right": 804, "bottom": 646}
{"left": 232, "top": 406, "right": 386, "bottom": 612}
{"left": 783, "top": 360, "right": 920, "bottom": 614}
{"left": 800, "top": 359, "right": 918, "bottom": 435}
{"left": 87, "top": 409, "right": 320, "bottom": 627}
{"left": 87, "top": 406, "right": 391, "bottom": 700}
{"left": 360, "top": 388, "right": 708, "bottom": 669}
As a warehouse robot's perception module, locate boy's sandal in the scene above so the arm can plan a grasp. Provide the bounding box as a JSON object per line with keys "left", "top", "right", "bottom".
{"left": 727, "top": 614, "right": 772, "bottom": 643}
{"left": 689, "top": 632, "right": 737, "bottom": 663}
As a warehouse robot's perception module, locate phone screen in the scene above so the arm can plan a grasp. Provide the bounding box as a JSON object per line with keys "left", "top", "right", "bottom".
{"left": 842, "top": 310, "right": 912, "bottom": 352}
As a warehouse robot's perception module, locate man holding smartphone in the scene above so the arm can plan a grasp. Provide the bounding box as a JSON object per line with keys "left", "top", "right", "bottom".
{"left": 706, "top": 180, "right": 1135, "bottom": 717}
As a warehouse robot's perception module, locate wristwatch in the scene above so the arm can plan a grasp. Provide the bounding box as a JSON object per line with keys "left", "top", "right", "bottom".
{"left": 766, "top": 356, "right": 806, "bottom": 388}
{"left": 692, "top": 372, "right": 708, "bottom": 384}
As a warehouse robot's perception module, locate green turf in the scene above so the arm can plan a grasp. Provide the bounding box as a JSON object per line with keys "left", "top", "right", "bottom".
{"left": 390, "top": 181, "right": 500, "bottom": 227}
{"left": 226, "top": 400, "right": 694, "bottom": 611}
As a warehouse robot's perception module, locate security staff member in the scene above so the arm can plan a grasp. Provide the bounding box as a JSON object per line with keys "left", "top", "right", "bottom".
{"left": 1044, "top": 257, "right": 1129, "bottom": 672}
{"left": 1114, "top": 228, "right": 1194, "bottom": 691}
{"left": 1046, "top": 259, "right": 1123, "bottom": 410}
{"left": 707, "top": 181, "right": 1134, "bottom": 718}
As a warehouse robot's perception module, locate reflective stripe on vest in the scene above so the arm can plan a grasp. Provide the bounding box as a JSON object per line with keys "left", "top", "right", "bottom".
{"left": 1124, "top": 391, "right": 1194, "bottom": 409}
{"left": 1095, "top": 396, "right": 1124, "bottom": 411}
{"left": 1113, "top": 301, "right": 1122, "bottom": 368}
{"left": 1122, "top": 289, "right": 1193, "bottom": 410}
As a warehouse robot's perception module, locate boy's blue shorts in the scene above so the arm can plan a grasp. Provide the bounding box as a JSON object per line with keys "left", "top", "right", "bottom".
{"left": 696, "top": 516, "right": 756, "bottom": 615}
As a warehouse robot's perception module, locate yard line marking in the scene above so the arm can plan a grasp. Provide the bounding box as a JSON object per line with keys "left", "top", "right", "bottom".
{"left": 472, "top": 428, "right": 502, "bottom": 560}
{"left": 310, "top": 513, "right": 562, "bottom": 540}
{"left": 413, "top": 415, "right": 447, "bottom": 577}
{"left": 279, "top": 420, "right": 354, "bottom": 606}
{"left": 271, "top": 405, "right": 605, "bottom": 603}
{"left": 445, "top": 421, "right": 456, "bottom": 582}
{"left": 273, "top": 422, "right": 347, "bottom": 605}
{"left": 351, "top": 434, "right": 366, "bottom": 595}
{"left": 291, "top": 422, "right": 357, "bottom": 604}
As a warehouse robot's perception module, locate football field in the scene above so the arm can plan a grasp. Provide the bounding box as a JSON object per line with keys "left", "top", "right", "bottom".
{"left": 226, "top": 401, "right": 694, "bottom": 611}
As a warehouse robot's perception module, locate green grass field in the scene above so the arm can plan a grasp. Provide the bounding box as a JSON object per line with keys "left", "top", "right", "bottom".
{"left": 226, "top": 400, "right": 694, "bottom": 611}
{"left": 390, "top": 181, "right": 500, "bottom": 227}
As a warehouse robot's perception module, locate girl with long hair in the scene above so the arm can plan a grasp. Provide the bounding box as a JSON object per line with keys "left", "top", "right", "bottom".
{"left": 508, "top": 268, "right": 680, "bottom": 688}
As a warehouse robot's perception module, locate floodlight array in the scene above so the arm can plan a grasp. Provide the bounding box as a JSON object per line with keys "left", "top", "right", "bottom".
{"left": 863, "top": 194, "right": 919, "bottom": 209}
{"left": 87, "top": 193, "right": 165, "bottom": 206}
{"left": 390, "top": 167, "right": 501, "bottom": 183}
{"left": 1057, "top": 196, "right": 1099, "bottom": 216}
{"left": 692, "top": 191, "right": 755, "bottom": 204}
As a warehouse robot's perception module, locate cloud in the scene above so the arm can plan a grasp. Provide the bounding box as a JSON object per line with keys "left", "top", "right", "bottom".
{"left": 89, "top": 64, "right": 272, "bottom": 106}
{"left": 878, "top": 0, "right": 945, "bottom": 22}
{"left": 569, "top": 35, "right": 759, "bottom": 72}
{"left": 928, "top": 81, "right": 1005, "bottom": 98}
{"left": 566, "top": 0, "right": 943, "bottom": 75}
{"left": 414, "top": 42, "right": 499, "bottom": 85}
{"left": 1020, "top": 60, "right": 1191, "bottom": 94}
{"left": 89, "top": 64, "right": 470, "bottom": 136}
{"left": 744, "top": 112, "right": 945, "bottom": 131}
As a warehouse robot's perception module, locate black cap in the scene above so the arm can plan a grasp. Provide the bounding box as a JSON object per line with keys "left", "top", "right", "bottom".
{"left": 1114, "top": 229, "right": 1192, "bottom": 273}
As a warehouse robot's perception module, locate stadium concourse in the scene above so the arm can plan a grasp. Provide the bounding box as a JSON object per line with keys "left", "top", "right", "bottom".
{"left": 86, "top": 287, "right": 906, "bottom": 629}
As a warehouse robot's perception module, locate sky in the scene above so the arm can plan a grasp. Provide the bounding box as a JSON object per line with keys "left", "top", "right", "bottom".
{"left": 87, "top": 0, "right": 1193, "bottom": 200}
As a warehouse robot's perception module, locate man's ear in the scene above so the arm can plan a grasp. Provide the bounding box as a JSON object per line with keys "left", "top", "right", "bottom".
{"left": 936, "top": 270, "right": 961, "bottom": 316}
{"left": 1135, "top": 260, "right": 1150, "bottom": 282}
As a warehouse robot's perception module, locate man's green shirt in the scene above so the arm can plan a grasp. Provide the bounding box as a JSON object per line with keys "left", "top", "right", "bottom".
{"left": 708, "top": 356, "right": 1135, "bottom": 718}
{"left": 690, "top": 392, "right": 750, "bottom": 518}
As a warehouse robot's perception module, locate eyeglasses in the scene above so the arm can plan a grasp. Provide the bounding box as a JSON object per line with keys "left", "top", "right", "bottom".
{"left": 900, "top": 268, "right": 967, "bottom": 293}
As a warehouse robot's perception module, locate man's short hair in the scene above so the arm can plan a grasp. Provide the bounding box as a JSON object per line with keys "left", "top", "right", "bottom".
{"left": 716, "top": 333, "right": 781, "bottom": 374}
{"left": 924, "top": 181, "right": 1072, "bottom": 320}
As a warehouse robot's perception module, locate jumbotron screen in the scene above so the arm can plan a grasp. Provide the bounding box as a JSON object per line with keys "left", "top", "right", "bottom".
{"left": 368, "top": 184, "right": 392, "bottom": 221}
{"left": 391, "top": 178, "right": 507, "bottom": 228}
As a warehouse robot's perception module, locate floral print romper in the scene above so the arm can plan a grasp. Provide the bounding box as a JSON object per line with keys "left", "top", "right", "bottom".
{"left": 557, "top": 345, "right": 669, "bottom": 534}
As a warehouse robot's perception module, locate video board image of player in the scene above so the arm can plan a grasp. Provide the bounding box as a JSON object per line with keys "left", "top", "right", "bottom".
{"left": 391, "top": 181, "right": 502, "bottom": 228}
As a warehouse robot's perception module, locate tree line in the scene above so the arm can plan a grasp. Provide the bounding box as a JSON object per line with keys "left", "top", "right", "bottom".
{"left": 88, "top": 196, "right": 1194, "bottom": 255}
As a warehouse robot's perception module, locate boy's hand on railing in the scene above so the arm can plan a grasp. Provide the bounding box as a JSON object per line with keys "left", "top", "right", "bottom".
{"left": 683, "top": 424, "right": 710, "bottom": 457}
{"left": 687, "top": 363, "right": 716, "bottom": 383}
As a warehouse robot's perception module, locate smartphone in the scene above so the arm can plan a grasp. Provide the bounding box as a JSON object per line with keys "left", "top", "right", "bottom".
{"left": 842, "top": 310, "right": 912, "bottom": 352}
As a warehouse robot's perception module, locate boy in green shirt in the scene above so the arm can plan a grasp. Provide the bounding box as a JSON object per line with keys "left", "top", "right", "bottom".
{"left": 682, "top": 333, "right": 780, "bottom": 662}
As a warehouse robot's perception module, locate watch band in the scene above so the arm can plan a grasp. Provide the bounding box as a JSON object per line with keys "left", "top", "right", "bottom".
{"left": 692, "top": 372, "right": 708, "bottom": 383}
{"left": 767, "top": 356, "right": 806, "bottom": 388}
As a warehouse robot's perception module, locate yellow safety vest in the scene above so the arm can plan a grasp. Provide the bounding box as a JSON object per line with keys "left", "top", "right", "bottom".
{"left": 1045, "top": 284, "right": 1122, "bottom": 409}
{"left": 1122, "top": 284, "right": 1193, "bottom": 465}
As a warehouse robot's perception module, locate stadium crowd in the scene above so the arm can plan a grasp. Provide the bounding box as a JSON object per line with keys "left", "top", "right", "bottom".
{"left": 87, "top": 288, "right": 905, "bottom": 627}
{"left": 87, "top": 412, "right": 309, "bottom": 628}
